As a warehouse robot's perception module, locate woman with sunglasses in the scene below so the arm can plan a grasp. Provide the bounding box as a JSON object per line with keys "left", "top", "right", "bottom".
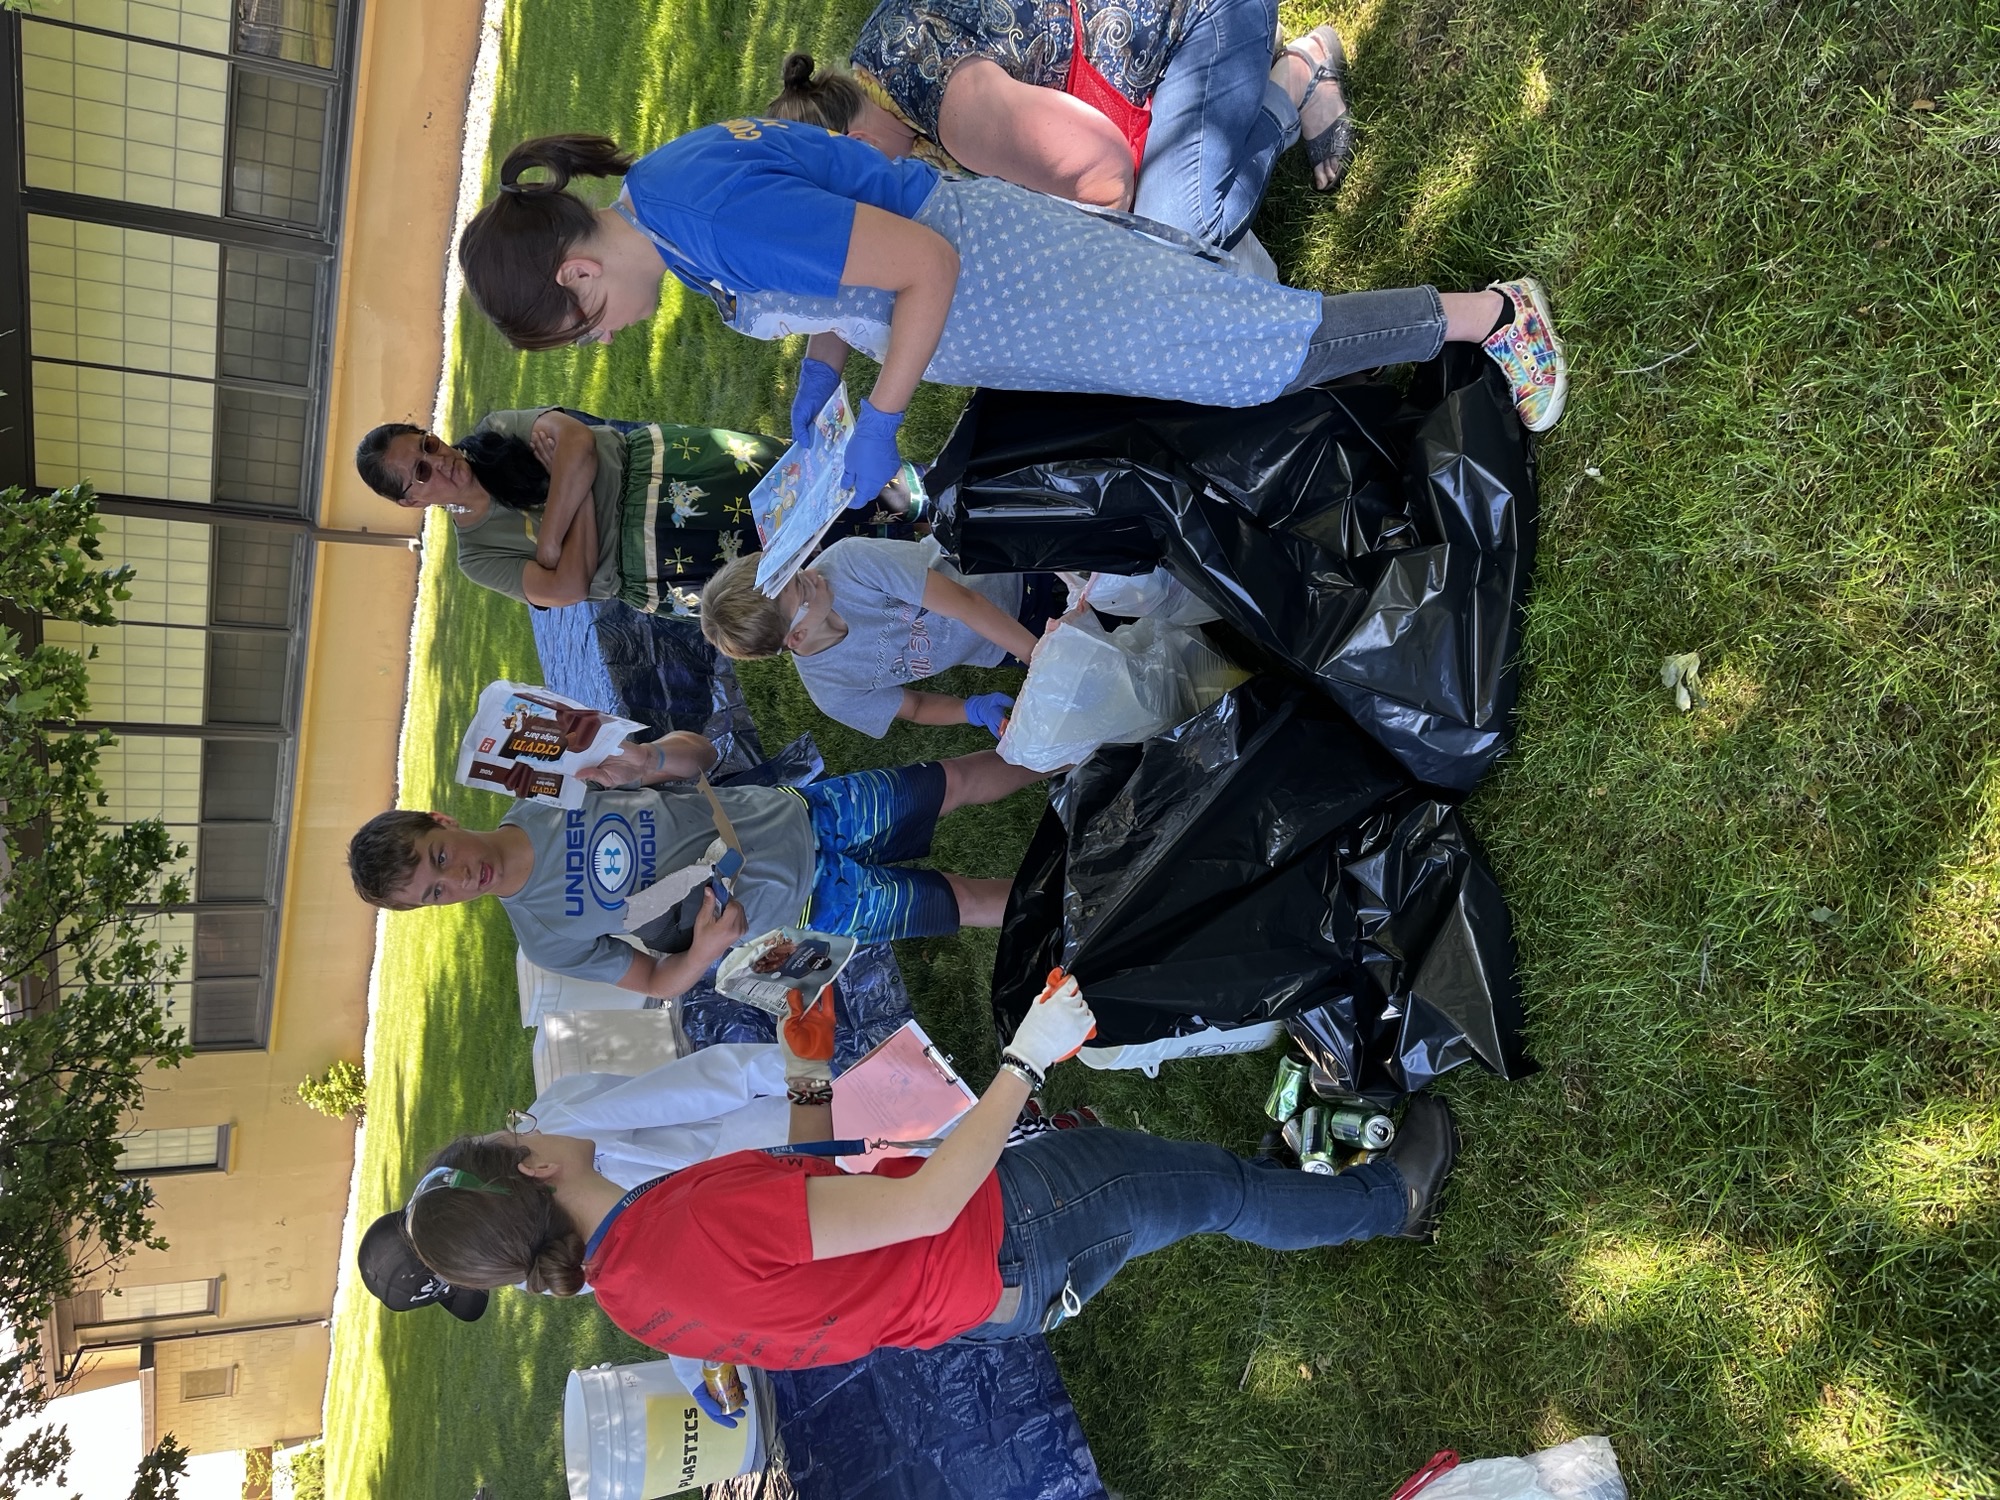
{"left": 403, "top": 978, "right": 1460, "bottom": 1366}
{"left": 355, "top": 409, "right": 911, "bottom": 613}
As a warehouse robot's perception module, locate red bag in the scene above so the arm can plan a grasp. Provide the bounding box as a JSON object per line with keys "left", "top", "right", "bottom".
{"left": 1390, "top": 1451, "right": 1462, "bottom": 1499}
{"left": 1063, "top": 0, "right": 1152, "bottom": 170}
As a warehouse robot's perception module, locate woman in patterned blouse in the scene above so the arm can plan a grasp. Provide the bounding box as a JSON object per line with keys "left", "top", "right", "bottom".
{"left": 769, "top": 0, "right": 1357, "bottom": 256}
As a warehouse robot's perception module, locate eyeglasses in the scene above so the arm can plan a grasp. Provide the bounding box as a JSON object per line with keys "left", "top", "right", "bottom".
{"left": 500, "top": 1108, "right": 537, "bottom": 1136}
{"left": 407, "top": 432, "right": 449, "bottom": 490}
{"left": 786, "top": 572, "right": 818, "bottom": 632}
{"left": 403, "top": 1163, "right": 513, "bottom": 1233}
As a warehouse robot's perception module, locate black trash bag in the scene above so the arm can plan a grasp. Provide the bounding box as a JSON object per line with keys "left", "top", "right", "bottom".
{"left": 991, "top": 680, "right": 1534, "bottom": 1098}
{"left": 928, "top": 349, "right": 1536, "bottom": 791}
{"left": 715, "top": 730, "right": 825, "bottom": 790}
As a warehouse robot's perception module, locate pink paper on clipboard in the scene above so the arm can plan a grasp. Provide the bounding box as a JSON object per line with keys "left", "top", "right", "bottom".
{"left": 831, "top": 1020, "right": 976, "bottom": 1171}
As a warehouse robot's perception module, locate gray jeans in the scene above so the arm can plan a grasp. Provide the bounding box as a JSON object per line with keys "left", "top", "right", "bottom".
{"left": 1283, "top": 286, "right": 1449, "bottom": 391}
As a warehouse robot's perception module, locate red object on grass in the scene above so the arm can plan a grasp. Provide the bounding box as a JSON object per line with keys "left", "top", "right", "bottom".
{"left": 1390, "top": 1451, "right": 1462, "bottom": 1499}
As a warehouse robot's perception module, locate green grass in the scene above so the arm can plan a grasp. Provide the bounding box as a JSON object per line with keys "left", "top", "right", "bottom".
{"left": 327, "top": 0, "right": 2000, "bottom": 1495}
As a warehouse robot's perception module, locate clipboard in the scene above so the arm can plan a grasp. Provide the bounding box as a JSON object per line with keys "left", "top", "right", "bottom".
{"left": 830, "top": 1020, "right": 977, "bottom": 1171}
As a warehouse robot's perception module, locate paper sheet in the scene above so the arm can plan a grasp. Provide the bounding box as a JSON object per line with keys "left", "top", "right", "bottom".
{"left": 832, "top": 1020, "right": 977, "bottom": 1170}
{"left": 620, "top": 863, "right": 716, "bottom": 935}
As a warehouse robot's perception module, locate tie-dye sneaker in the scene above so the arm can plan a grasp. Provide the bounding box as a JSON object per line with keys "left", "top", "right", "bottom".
{"left": 1481, "top": 278, "right": 1568, "bottom": 432}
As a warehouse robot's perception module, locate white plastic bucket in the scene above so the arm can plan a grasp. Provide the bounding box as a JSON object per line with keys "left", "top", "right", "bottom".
{"left": 563, "top": 1360, "right": 767, "bottom": 1500}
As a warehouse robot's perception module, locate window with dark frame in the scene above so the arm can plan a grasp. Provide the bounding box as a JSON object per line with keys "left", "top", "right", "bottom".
{"left": 116, "top": 1125, "right": 233, "bottom": 1175}
{"left": 6, "top": 0, "right": 355, "bottom": 1055}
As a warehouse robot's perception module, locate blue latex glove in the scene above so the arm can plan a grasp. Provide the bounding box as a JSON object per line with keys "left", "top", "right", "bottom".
{"left": 964, "top": 691, "right": 1014, "bottom": 737}
{"left": 690, "top": 1383, "right": 741, "bottom": 1429}
{"left": 840, "top": 400, "right": 905, "bottom": 510}
{"left": 790, "top": 356, "right": 842, "bottom": 445}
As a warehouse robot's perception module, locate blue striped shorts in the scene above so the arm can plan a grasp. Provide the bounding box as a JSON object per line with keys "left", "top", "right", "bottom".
{"left": 790, "top": 762, "right": 959, "bottom": 941}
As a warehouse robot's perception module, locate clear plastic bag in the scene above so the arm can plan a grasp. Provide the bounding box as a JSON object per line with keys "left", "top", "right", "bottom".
{"left": 1406, "top": 1439, "right": 1626, "bottom": 1500}
{"left": 1528, "top": 1437, "right": 1628, "bottom": 1500}
{"left": 1069, "top": 568, "right": 1221, "bottom": 626}
{"left": 997, "top": 615, "right": 1247, "bottom": 772}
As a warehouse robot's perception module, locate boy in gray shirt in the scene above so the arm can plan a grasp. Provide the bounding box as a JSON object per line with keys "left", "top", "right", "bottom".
{"left": 700, "top": 539, "right": 1065, "bottom": 738}
{"left": 347, "top": 731, "right": 1044, "bottom": 1001}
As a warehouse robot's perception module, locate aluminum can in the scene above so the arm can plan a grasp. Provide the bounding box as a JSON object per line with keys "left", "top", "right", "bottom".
{"left": 1293, "top": 1106, "right": 1339, "bottom": 1174}
{"left": 1264, "top": 1056, "right": 1308, "bottom": 1123}
{"left": 701, "top": 1361, "right": 746, "bottom": 1417}
{"left": 1323, "top": 1103, "right": 1396, "bottom": 1150}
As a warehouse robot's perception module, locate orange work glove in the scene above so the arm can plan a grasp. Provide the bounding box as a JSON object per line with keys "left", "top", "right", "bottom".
{"left": 780, "top": 985, "right": 836, "bottom": 1101}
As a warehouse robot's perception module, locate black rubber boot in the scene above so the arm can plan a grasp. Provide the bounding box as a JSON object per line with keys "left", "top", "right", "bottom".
{"left": 1380, "top": 1095, "right": 1459, "bottom": 1242}
{"left": 1254, "top": 1128, "right": 1300, "bottom": 1169}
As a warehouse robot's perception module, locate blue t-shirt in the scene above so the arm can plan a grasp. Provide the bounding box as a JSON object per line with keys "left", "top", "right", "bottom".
{"left": 624, "top": 120, "right": 942, "bottom": 300}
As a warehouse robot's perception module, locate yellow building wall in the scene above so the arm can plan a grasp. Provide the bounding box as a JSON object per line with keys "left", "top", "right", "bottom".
{"left": 319, "top": 0, "right": 491, "bottom": 535}
{"left": 149, "top": 1326, "right": 331, "bottom": 1453}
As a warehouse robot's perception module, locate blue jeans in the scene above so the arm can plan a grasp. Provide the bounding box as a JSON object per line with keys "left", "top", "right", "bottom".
{"left": 1130, "top": 0, "right": 1297, "bottom": 249}
{"left": 958, "top": 1128, "right": 1408, "bottom": 1340}
{"left": 1282, "top": 286, "right": 1449, "bottom": 390}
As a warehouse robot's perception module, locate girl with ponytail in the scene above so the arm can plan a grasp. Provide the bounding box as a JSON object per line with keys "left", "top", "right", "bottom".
{"left": 404, "top": 980, "right": 1462, "bottom": 1367}
{"left": 455, "top": 120, "right": 1568, "bottom": 508}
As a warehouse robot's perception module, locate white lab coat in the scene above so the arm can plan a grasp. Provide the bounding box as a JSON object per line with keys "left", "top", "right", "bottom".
{"left": 529, "top": 1042, "right": 789, "bottom": 1188}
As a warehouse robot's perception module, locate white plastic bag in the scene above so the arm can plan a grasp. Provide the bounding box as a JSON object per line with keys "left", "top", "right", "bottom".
{"left": 1413, "top": 1439, "right": 1626, "bottom": 1500}
{"left": 1068, "top": 568, "right": 1221, "bottom": 627}
{"left": 1527, "top": 1437, "right": 1627, "bottom": 1500}
{"left": 1418, "top": 1459, "right": 1556, "bottom": 1500}
{"left": 998, "top": 614, "right": 1246, "bottom": 772}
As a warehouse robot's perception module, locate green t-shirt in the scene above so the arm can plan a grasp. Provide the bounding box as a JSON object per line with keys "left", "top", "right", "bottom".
{"left": 451, "top": 408, "right": 626, "bottom": 605}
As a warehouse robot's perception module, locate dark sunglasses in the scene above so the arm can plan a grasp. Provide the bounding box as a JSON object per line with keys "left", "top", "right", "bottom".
{"left": 409, "top": 433, "right": 450, "bottom": 490}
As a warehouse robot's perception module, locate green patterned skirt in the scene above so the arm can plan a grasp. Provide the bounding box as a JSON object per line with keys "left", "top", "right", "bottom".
{"left": 616, "top": 423, "right": 781, "bottom": 614}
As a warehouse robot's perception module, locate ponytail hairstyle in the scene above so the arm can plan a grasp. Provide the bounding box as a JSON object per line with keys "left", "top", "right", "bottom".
{"left": 459, "top": 134, "right": 636, "bottom": 351}
{"left": 355, "top": 422, "right": 423, "bottom": 501}
{"left": 767, "top": 52, "right": 865, "bottom": 132}
{"left": 454, "top": 429, "right": 552, "bottom": 511}
{"left": 404, "top": 1135, "right": 590, "bottom": 1296}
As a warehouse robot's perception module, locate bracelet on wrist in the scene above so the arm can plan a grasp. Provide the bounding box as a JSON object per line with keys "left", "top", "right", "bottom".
{"left": 787, "top": 1078, "right": 833, "bottom": 1107}
{"left": 999, "top": 1051, "right": 1046, "bottom": 1093}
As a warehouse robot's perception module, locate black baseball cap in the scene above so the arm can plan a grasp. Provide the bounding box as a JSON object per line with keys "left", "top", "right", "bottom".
{"left": 358, "top": 1210, "right": 490, "bottom": 1322}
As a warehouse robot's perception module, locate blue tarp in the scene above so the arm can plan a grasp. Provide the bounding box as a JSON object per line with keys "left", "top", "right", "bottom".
{"left": 768, "top": 1340, "right": 1107, "bottom": 1500}
{"left": 532, "top": 597, "right": 765, "bottom": 778}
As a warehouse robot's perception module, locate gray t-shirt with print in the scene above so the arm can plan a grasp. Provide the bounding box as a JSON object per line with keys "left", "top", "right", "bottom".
{"left": 497, "top": 783, "right": 814, "bottom": 984}
{"left": 794, "top": 536, "right": 1024, "bottom": 737}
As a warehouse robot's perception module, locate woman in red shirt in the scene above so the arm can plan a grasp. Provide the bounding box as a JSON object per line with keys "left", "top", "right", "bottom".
{"left": 405, "top": 981, "right": 1458, "bottom": 1366}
